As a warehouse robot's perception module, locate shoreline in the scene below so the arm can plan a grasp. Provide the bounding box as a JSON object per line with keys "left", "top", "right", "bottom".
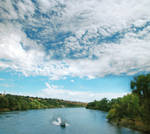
{"left": 109, "top": 119, "right": 150, "bottom": 134}
{"left": 0, "top": 93, "right": 86, "bottom": 113}
{"left": 86, "top": 107, "right": 149, "bottom": 134}
{"left": 0, "top": 106, "right": 85, "bottom": 113}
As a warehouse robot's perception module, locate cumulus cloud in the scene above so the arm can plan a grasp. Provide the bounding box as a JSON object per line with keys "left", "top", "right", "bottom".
{"left": 0, "top": 22, "right": 46, "bottom": 76}
{"left": 0, "top": 0, "right": 150, "bottom": 79}
{"left": 38, "top": 83, "right": 126, "bottom": 102}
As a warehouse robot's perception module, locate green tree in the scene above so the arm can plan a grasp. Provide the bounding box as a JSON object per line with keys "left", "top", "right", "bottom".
{"left": 131, "top": 74, "right": 150, "bottom": 122}
{"left": 107, "top": 94, "right": 140, "bottom": 121}
{"left": 131, "top": 74, "right": 150, "bottom": 99}
{"left": 0, "top": 96, "right": 9, "bottom": 108}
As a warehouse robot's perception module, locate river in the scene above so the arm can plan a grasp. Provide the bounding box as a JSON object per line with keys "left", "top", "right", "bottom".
{"left": 0, "top": 108, "right": 144, "bottom": 134}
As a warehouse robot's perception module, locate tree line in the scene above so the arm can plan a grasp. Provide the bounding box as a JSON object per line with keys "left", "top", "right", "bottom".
{"left": 86, "top": 74, "right": 150, "bottom": 133}
{"left": 0, "top": 94, "right": 85, "bottom": 112}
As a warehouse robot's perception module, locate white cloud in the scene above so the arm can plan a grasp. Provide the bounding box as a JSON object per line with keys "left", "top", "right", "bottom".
{"left": 0, "top": 82, "right": 126, "bottom": 102}
{"left": 17, "top": 0, "right": 35, "bottom": 19}
{"left": 0, "top": 22, "right": 150, "bottom": 79}
{"left": 0, "top": 0, "right": 150, "bottom": 80}
{"left": 0, "top": 23, "right": 46, "bottom": 76}
{"left": 37, "top": 83, "right": 126, "bottom": 102}
{"left": 55, "top": 0, "right": 150, "bottom": 36}
{"left": 0, "top": 0, "right": 18, "bottom": 20}
{"left": 37, "top": 0, "right": 57, "bottom": 13}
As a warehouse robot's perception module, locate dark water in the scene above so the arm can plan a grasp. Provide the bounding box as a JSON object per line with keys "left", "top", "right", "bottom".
{"left": 0, "top": 108, "right": 144, "bottom": 134}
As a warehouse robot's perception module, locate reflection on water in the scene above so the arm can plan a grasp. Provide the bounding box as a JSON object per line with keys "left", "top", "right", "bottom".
{"left": 0, "top": 108, "right": 144, "bottom": 134}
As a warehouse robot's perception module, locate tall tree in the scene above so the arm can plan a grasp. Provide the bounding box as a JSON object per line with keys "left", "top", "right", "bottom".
{"left": 131, "top": 74, "right": 150, "bottom": 122}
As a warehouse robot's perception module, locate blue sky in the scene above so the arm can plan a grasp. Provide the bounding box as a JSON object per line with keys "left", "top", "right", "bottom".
{"left": 0, "top": 69, "right": 132, "bottom": 102}
{"left": 0, "top": 0, "right": 150, "bottom": 102}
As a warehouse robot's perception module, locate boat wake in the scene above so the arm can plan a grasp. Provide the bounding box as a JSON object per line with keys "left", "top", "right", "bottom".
{"left": 52, "top": 117, "right": 69, "bottom": 127}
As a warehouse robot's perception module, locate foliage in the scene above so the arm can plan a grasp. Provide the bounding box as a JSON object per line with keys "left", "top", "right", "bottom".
{"left": 131, "top": 74, "right": 150, "bottom": 123}
{"left": 86, "top": 97, "right": 122, "bottom": 112}
{"left": 107, "top": 94, "right": 140, "bottom": 120}
{"left": 87, "top": 74, "right": 150, "bottom": 132}
{"left": 0, "top": 94, "right": 85, "bottom": 112}
{"left": 86, "top": 98, "right": 111, "bottom": 111}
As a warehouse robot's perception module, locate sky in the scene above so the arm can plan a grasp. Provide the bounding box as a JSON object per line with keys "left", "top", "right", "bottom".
{"left": 0, "top": 0, "right": 150, "bottom": 102}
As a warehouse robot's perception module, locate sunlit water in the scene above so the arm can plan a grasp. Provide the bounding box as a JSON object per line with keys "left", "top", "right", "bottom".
{"left": 0, "top": 108, "right": 144, "bottom": 134}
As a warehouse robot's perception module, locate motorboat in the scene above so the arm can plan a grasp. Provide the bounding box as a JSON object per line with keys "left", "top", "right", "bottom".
{"left": 52, "top": 117, "right": 69, "bottom": 128}
{"left": 60, "top": 122, "right": 66, "bottom": 128}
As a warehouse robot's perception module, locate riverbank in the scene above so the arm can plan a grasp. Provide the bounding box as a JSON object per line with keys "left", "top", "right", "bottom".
{"left": 86, "top": 95, "right": 150, "bottom": 133}
{"left": 86, "top": 106, "right": 150, "bottom": 133}
{"left": 86, "top": 74, "right": 150, "bottom": 134}
{"left": 0, "top": 93, "right": 86, "bottom": 112}
{"left": 109, "top": 118, "right": 150, "bottom": 133}
{"left": 87, "top": 102, "right": 150, "bottom": 134}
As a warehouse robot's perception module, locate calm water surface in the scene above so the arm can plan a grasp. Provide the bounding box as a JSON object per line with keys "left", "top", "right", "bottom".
{"left": 0, "top": 108, "right": 144, "bottom": 134}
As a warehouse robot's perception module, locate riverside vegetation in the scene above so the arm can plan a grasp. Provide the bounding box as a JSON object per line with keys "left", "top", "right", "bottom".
{"left": 0, "top": 94, "right": 86, "bottom": 112}
{"left": 87, "top": 74, "right": 150, "bottom": 133}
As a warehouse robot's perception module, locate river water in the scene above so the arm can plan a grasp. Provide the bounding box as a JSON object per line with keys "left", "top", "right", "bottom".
{"left": 0, "top": 108, "right": 144, "bottom": 134}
